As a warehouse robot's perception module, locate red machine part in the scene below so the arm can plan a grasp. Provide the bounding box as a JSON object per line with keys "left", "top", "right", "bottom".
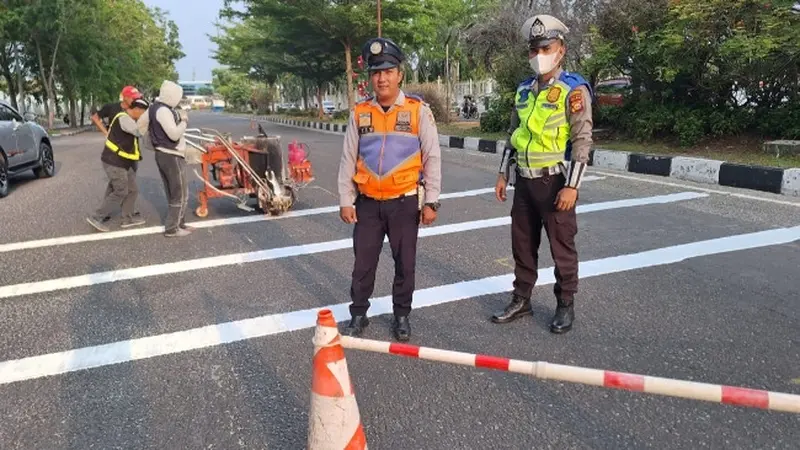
{"left": 215, "top": 161, "right": 238, "bottom": 189}
{"left": 287, "top": 140, "right": 314, "bottom": 184}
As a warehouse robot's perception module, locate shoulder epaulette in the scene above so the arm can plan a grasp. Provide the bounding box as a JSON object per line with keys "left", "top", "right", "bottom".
{"left": 559, "top": 71, "right": 591, "bottom": 91}
{"left": 404, "top": 93, "right": 425, "bottom": 104}
{"left": 517, "top": 76, "right": 536, "bottom": 90}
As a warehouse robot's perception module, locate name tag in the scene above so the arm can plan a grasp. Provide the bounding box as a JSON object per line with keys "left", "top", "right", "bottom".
{"left": 540, "top": 103, "right": 558, "bottom": 110}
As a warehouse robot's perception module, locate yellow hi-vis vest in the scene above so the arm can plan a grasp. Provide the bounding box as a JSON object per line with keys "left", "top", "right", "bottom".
{"left": 105, "top": 112, "right": 141, "bottom": 161}
{"left": 509, "top": 71, "right": 590, "bottom": 169}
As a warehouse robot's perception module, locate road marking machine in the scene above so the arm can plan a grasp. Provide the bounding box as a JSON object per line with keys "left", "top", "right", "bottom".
{"left": 184, "top": 124, "right": 314, "bottom": 218}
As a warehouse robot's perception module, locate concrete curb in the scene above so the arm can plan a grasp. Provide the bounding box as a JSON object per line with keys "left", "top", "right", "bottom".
{"left": 261, "top": 115, "right": 800, "bottom": 198}
{"left": 49, "top": 126, "right": 94, "bottom": 138}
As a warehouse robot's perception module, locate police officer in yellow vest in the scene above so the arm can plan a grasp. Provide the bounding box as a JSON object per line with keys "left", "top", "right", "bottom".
{"left": 86, "top": 97, "right": 150, "bottom": 232}
{"left": 337, "top": 37, "right": 442, "bottom": 342}
{"left": 492, "top": 15, "right": 593, "bottom": 334}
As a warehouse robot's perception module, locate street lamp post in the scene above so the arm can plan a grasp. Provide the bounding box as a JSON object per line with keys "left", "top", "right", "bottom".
{"left": 377, "top": 0, "right": 382, "bottom": 36}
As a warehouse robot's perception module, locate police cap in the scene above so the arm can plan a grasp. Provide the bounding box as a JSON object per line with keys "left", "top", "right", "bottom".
{"left": 361, "top": 37, "right": 406, "bottom": 71}
{"left": 520, "top": 14, "right": 569, "bottom": 49}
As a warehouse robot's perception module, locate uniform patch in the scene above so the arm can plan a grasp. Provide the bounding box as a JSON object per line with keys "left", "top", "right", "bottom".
{"left": 395, "top": 111, "right": 412, "bottom": 132}
{"left": 546, "top": 86, "right": 561, "bottom": 103}
{"left": 569, "top": 90, "right": 585, "bottom": 114}
{"left": 541, "top": 103, "right": 558, "bottom": 110}
{"left": 358, "top": 112, "right": 373, "bottom": 134}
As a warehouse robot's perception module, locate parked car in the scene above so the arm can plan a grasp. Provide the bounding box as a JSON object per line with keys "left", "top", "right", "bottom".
{"left": 0, "top": 100, "right": 55, "bottom": 198}
{"left": 321, "top": 100, "right": 336, "bottom": 115}
{"left": 594, "top": 77, "right": 632, "bottom": 107}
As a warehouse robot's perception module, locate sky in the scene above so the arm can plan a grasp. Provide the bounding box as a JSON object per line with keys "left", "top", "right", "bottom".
{"left": 142, "top": 0, "right": 230, "bottom": 82}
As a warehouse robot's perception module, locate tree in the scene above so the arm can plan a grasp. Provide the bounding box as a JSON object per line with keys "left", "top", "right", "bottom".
{"left": 226, "top": 0, "right": 425, "bottom": 111}
{"left": 212, "top": 67, "right": 252, "bottom": 110}
{"left": 0, "top": 0, "right": 184, "bottom": 129}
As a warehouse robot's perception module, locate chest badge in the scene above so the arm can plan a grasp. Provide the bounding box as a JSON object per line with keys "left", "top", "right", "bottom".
{"left": 546, "top": 86, "right": 561, "bottom": 103}
{"left": 395, "top": 111, "right": 412, "bottom": 132}
{"left": 358, "top": 112, "right": 373, "bottom": 134}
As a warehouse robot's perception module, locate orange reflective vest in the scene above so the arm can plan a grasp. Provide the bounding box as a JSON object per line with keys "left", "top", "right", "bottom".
{"left": 352, "top": 95, "right": 423, "bottom": 200}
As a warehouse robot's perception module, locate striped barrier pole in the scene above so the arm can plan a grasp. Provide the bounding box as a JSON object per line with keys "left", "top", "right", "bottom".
{"left": 340, "top": 336, "right": 800, "bottom": 414}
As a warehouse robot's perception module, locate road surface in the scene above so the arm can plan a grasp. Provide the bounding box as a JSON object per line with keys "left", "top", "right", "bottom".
{"left": 0, "top": 111, "right": 798, "bottom": 449}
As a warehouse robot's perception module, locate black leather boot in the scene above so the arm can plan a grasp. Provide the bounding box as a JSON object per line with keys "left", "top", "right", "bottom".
{"left": 549, "top": 300, "right": 574, "bottom": 334}
{"left": 392, "top": 315, "right": 411, "bottom": 342}
{"left": 343, "top": 315, "right": 369, "bottom": 336}
{"left": 491, "top": 294, "right": 532, "bottom": 323}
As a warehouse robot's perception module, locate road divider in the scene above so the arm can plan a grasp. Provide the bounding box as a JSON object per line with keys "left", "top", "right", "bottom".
{"left": 0, "top": 192, "right": 707, "bottom": 299}
{"left": 1, "top": 221, "right": 797, "bottom": 386}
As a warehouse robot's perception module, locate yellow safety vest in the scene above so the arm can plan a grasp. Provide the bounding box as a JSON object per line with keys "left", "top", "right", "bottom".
{"left": 105, "top": 112, "right": 141, "bottom": 161}
{"left": 509, "top": 71, "right": 590, "bottom": 169}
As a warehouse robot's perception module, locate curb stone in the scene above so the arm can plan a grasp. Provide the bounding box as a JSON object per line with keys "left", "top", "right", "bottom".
{"left": 49, "top": 126, "right": 94, "bottom": 138}
{"left": 260, "top": 115, "right": 800, "bottom": 198}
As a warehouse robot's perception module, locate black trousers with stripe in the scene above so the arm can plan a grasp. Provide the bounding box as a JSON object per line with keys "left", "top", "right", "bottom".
{"left": 349, "top": 194, "right": 420, "bottom": 318}
{"left": 510, "top": 173, "right": 579, "bottom": 305}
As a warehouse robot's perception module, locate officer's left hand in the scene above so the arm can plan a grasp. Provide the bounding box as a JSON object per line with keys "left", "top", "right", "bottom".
{"left": 555, "top": 187, "right": 577, "bottom": 211}
{"left": 421, "top": 206, "right": 437, "bottom": 225}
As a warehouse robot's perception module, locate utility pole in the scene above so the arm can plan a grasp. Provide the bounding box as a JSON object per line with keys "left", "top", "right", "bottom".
{"left": 377, "top": 0, "right": 382, "bottom": 36}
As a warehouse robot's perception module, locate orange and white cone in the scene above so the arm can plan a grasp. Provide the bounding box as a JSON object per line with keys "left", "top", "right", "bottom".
{"left": 307, "top": 309, "right": 367, "bottom": 450}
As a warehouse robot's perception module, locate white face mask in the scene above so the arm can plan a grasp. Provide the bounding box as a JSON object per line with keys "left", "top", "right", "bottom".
{"left": 529, "top": 51, "right": 562, "bottom": 75}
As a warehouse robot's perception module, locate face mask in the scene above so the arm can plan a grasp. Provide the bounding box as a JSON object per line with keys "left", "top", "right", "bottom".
{"left": 529, "top": 51, "right": 562, "bottom": 75}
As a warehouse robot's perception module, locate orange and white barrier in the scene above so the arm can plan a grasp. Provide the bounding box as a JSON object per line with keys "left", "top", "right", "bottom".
{"left": 307, "top": 309, "right": 368, "bottom": 449}
{"left": 338, "top": 336, "right": 800, "bottom": 414}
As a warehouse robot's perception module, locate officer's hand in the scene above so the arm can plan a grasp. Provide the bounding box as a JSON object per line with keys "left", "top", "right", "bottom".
{"left": 340, "top": 206, "right": 357, "bottom": 224}
{"left": 495, "top": 174, "right": 507, "bottom": 202}
{"left": 555, "top": 187, "right": 578, "bottom": 211}
{"left": 421, "top": 205, "right": 437, "bottom": 225}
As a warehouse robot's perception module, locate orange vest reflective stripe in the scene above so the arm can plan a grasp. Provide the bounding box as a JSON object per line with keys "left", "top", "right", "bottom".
{"left": 352, "top": 95, "right": 423, "bottom": 200}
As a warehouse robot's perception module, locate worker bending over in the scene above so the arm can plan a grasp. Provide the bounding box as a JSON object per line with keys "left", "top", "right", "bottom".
{"left": 86, "top": 98, "right": 150, "bottom": 231}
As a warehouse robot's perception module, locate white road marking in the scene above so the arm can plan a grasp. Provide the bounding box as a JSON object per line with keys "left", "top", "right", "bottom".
{"left": 0, "top": 192, "right": 706, "bottom": 300}
{"left": 1, "top": 183, "right": 601, "bottom": 254}
{"left": 1, "top": 223, "right": 797, "bottom": 385}
{"left": 591, "top": 169, "right": 800, "bottom": 207}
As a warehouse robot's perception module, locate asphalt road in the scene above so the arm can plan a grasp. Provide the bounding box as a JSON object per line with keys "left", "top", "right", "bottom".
{"left": 0, "top": 111, "right": 798, "bottom": 449}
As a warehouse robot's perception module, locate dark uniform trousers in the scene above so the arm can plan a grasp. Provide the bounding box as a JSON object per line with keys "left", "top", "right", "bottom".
{"left": 349, "top": 193, "right": 420, "bottom": 318}
{"left": 510, "top": 172, "right": 579, "bottom": 304}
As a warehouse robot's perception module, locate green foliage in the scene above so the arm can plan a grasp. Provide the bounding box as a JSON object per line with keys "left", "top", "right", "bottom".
{"left": 480, "top": 91, "right": 514, "bottom": 134}
{"left": 584, "top": 0, "right": 800, "bottom": 143}
{"left": 0, "top": 0, "right": 183, "bottom": 128}
{"left": 463, "top": 0, "right": 800, "bottom": 148}
{"left": 212, "top": 68, "right": 253, "bottom": 111}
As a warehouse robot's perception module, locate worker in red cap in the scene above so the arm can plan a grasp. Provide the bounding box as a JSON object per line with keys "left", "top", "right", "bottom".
{"left": 90, "top": 85, "right": 145, "bottom": 222}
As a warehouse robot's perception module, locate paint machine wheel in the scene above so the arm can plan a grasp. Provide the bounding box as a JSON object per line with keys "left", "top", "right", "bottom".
{"left": 195, "top": 205, "right": 209, "bottom": 218}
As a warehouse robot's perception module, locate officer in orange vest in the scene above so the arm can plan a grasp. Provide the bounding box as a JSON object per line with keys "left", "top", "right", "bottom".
{"left": 337, "top": 36, "right": 442, "bottom": 342}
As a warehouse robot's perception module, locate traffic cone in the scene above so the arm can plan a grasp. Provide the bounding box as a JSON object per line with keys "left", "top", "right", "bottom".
{"left": 307, "top": 309, "right": 367, "bottom": 450}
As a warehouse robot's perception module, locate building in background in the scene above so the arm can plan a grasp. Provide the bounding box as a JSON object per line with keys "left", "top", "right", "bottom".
{"left": 179, "top": 80, "right": 214, "bottom": 96}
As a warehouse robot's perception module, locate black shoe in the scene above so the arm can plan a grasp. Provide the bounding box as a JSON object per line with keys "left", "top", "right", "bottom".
{"left": 491, "top": 294, "right": 532, "bottom": 323}
{"left": 392, "top": 315, "right": 411, "bottom": 342}
{"left": 343, "top": 315, "right": 369, "bottom": 337}
{"left": 549, "top": 301, "right": 574, "bottom": 334}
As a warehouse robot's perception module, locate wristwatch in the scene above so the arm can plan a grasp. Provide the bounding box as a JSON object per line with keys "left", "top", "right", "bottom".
{"left": 424, "top": 202, "right": 440, "bottom": 211}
